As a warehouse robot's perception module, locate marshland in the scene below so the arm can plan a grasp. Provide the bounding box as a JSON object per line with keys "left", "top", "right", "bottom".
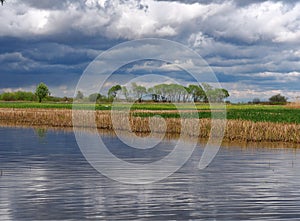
{"left": 0, "top": 102, "right": 299, "bottom": 143}
{"left": 1, "top": 83, "right": 299, "bottom": 144}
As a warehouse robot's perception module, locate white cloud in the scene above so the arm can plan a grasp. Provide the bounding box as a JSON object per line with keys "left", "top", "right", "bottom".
{"left": 201, "top": 1, "right": 300, "bottom": 43}
{"left": 127, "top": 60, "right": 195, "bottom": 73}
{"left": 0, "top": 84, "right": 76, "bottom": 97}
{"left": 220, "top": 82, "right": 299, "bottom": 102}
{"left": 1, "top": 0, "right": 299, "bottom": 44}
{"left": 1, "top": 0, "right": 300, "bottom": 101}
{"left": 239, "top": 71, "right": 300, "bottom": 84}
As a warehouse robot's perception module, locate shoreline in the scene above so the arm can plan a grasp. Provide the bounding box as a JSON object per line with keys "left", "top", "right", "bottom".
{"left": 0, "top": 108, "right": 299, "bottom": 144}
{"left": 2, "top": 123, "right": 300, "bottom": 149}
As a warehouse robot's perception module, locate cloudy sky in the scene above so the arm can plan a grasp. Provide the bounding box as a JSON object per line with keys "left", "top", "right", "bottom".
{"left": 0, "top": 0, "right": 299, "bottom": 102}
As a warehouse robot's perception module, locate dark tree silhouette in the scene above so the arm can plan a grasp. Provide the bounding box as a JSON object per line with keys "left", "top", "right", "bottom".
{"left": 1, "top": 0, "right": 5, "bottom": 6}
{"left": 108, "top": 85, "right": 121, "bottom": 98}
{"left": 269, "top": 94, "right": 288, "bottom": 104}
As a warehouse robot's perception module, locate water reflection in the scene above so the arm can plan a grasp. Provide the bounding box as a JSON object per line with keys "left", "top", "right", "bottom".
{"left": 1, "top": 127, "right": 300, "bottom": 220}
{"left": 34, "top": 128, "right": 48, "bottom": 143}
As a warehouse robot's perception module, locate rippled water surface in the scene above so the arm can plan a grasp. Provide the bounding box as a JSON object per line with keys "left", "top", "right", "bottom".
{"left": 1, "top": 127, "right": 300, "bottom": 220}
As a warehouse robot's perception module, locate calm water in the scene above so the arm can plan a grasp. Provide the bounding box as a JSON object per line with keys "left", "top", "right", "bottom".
{"left": 1, "top": 127, "right": 300, "bottom": 220}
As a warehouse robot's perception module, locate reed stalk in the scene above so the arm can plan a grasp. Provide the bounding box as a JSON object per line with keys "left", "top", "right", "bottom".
{"left": 0, "top": 108, "right": 299, "bottom": 143}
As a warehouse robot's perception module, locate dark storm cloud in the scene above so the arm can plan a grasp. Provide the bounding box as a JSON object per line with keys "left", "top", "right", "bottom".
{"left": 22, "top": 43, "right": 98, "bottom": 65}
{"left": 0, "top": 0, "right": 299, "bottom": 100}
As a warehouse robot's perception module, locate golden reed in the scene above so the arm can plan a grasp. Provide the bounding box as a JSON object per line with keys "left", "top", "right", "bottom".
{"left": 0, "top": 108, "right": 299, "bottom": 143}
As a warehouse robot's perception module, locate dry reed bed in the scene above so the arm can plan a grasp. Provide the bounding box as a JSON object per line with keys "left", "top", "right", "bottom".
{"left": 131, "top": 109, "right": 217, "bottom": 113}
{"left": 287, "top": 103, "right": 300, "bottom": 109}
{"left": 0, "top": 108, "right": 299, "bottom": 143}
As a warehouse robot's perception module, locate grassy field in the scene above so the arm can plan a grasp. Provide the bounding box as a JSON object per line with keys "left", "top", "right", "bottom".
{"left": 0, "top": 101, "right": 111, "bottom": 110}
{"left": 124, "top": 103, "right": 299, "bottom": 124}
{"left": 0, "top": 101, "right": 286, "bottom": 110}
{"left": 0, "top": 101, "right": 299, "bottom": 124}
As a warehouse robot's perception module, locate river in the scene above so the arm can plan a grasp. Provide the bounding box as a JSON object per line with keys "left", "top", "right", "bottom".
{"left": 0, "top": 127, "right": 300, "bottom": 220}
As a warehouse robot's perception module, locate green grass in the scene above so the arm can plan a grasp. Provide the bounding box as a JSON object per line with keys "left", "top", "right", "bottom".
{"left": 0, "top": 102, "right": 111, "bottom": 110}
{"left": 226, "top": 104, "right": 286, "bottom": 110}
{"left": 226, "top": 108, "right": 300, "bottom": 123}
{"left": 132, "top": 104, "right": 300, "bottom": 124}
{"left": 0, "top": 102, "right": 299, "bottom": 124}
{"left": 0, "top": 102, "right": 73, "bottom": 109}
{"left": 0, "top": 101, "right": 283, "bottom": 111}
{"left": 0, "top": 102, "right": 211, "bottom": 111}
{"left": 133, "top": 108, "right": 300, "bottom": 124}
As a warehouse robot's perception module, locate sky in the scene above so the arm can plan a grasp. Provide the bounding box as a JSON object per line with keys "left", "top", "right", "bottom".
{"left": 0, "top": 0, "right": 299, "bottom": 102}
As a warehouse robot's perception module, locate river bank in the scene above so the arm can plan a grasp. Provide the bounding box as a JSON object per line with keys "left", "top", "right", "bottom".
{"left": 0, "top": 108, "right": 299, "bottom": 143}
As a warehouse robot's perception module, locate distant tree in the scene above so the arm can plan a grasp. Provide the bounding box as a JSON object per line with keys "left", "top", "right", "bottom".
{"left": 88, "top": 93, "right": 101, "bottom": 102}
{"left": 121, "top": 86, "right": 129, "bottom": 101}
{"left": 252, "top": 98, "right": 260, "bottom": 104}
{"left": 221, "top": 89, "right": 230, "bottom": 101}
{"left": 76, "top": 91, "right": 84, "bottom": 100}
{"left": 35, "top": 82, "right": 50, "bottom": 103}
{"left": 131, "top": 83, "right": 147, "bottom": 99}
{"left": 62, "top": 96, "right": 72, "bottom": 102}
{"left": 202, "top": 83, "right": 213, "bottom": 102}
{"left": 188, "top": 84, "right": 206, "bottom": 102}
{"left": 0, "top": 91, "right": 36, "bottom": 101}
{"left": 202, "top": 83, "right": 229, "bottom": 102}
{"left": 15, "top": 91, "right": 36, "bottom": 101}
{"left": 0, "top": 92, "right": 16, "bottom": 101}
{"left": 183, "top": 86, "right": 191, "bottom": 102}
{"left": 169, "top": 84, "right": 186, "bottom": 102}
{"left": 147, "top": 87, "right": 154, "bottom": 94}
{"left": 108, "top": 85, "right": 122, "bottom": 98}
{"left": 202, "top": 83, "right": 213, "bottom": 92}
{"left": 45, "top": 96, "right": 62, "bottom": 102}
{"left": 269, "top": 94, "right": 287, "bottom": 104}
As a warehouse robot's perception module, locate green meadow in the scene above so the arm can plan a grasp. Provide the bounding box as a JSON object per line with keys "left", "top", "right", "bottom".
{"left": 0, "top": 102, "right": 299, "bottom": 124}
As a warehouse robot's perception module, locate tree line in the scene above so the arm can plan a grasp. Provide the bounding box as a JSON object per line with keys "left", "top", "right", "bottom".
{"left": 0, "top": 83, "right": 72, "bottom": 103}
{"left": 250, "top": 94, "right": 288, "bottom": 105}
{"left": 0, "top": 82, "right": 290, "bottom": 105}
{"left": 105, "top": 83, "right": 230, "bottom": 103}
{"left": 0, "top": 82, "right": 230, "bottom": 103}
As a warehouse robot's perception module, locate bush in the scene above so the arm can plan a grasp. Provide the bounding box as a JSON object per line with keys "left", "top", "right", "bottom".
{"left": 0, "top": 91, "right": 36, "bottom": 101}
{"left": 269, "top": 94, "right": 288, "bottom": 105}
{"left": 0, "top": 92, "right": 16, "bottom": 101}
{"left": 252, "top": 98, "right": 260, "bottom": 104}
{"left": 16, "top": 91, "right": 36, "bottom": 101}
{"left": 88, "top": 93, "right": 101, "bottom": 102}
